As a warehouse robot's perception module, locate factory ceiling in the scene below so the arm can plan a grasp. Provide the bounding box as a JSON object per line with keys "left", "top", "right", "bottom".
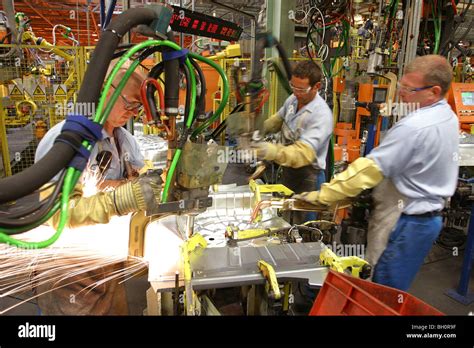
{"left": 0, "top": 0, "right": 472, "bottom": 47}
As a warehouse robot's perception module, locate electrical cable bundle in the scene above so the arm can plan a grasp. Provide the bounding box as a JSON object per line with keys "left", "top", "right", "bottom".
{"left": 440, "top": 0, "right": 472, "bottom": 56}
{"left": 0, "top": 8, "right": 231, "bottom": 249}
{"left": 305, "top": 5, "right": 350, "bottom": 79}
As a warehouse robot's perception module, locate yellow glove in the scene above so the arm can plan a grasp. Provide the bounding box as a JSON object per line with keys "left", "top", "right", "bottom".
{"left": 293, "top": 157, "right": 384, "bottom": 206}
{"left": 253, "top": 140, "right": 316, "bottom": 168}
{"left": 47, "top": 174, "right": 162, "bottom": 229}
{"left": 263, "top": 113, "right": 283, "bottom": 135}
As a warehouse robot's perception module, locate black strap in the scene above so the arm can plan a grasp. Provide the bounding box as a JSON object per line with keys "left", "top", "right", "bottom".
{"left": 54, "top": 115, "right": 103, "bottom": 171}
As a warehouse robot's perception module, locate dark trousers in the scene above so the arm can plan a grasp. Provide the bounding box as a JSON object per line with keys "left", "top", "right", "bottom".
{"left": 281, "top": 165, "right": 319, "bottom": 225}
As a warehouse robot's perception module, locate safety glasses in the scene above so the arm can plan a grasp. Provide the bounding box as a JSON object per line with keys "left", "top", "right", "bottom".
{"left": 397, "top": 82, "right": 434, "bottom": 94}
{"left": 111, "top": 84, "right": 142, "bottom": 111}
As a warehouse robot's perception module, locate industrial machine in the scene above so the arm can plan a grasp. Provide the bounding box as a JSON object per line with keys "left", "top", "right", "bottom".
{"left": 0, "top": 0, "right": 470, "bottom": 317}
{"left": 0, "top": 3, "right": 373, "bottom": 317}
{"left": 139, "top": 183, "right": 370, "bottom": 316}
{"left": 448, "top": 82, "right": 474, "bottom": 132}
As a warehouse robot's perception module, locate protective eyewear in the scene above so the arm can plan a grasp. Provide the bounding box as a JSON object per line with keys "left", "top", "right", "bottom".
{"left": 289, "top": 82, "right": 312, "bottom": 94}
{"left": 397, "top": 82, "right": 434, "bottom": 93}
{"left": 111, "top": 84, "right": 142, "bottom": 111}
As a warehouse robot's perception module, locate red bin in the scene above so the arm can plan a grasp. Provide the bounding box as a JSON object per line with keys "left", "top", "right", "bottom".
{"left": 309, "top": 270, "right": 444, "bottom": 316}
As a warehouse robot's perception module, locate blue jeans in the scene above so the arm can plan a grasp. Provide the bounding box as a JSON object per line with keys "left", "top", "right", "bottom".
{"left": 373, "top": 214, "right": 443, "bottom": 291}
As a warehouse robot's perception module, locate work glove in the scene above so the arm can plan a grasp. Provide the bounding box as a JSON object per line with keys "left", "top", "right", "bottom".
{"left": 293, "top": 157, "right": 384, "bottom": 206}
{"left": 262, "top": 113, "right": 283, "bottom": 135}
{"left": 47, "top": 171, "right": 162, "bottom": 229}
{"left": 250, "top": 140, "right": 315, "bottom": 168}
{"left": 251, "top": 141, "right": 277, "bottom": 161}
{"left": 112, "top": 171, "right": 162, "bottom": 215}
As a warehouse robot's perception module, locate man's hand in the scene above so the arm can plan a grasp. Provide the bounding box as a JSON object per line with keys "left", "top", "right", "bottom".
{"left": 251, "top": 141, "right": 278, "bottom": 162}
{"left": 113, "top": 170, "right": 162, "bottom": 215}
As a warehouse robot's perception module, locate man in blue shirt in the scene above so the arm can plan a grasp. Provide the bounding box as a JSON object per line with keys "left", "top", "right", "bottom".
{"left": 256, "top": 60, "right": 333, "bottom": 223}
{"left": 35, "top": 61, "right": 149, "bottom": 315}
{"left": 295, "top": 55, "right": 459, "bottom": 291}
{"left": 36, "top": 73, "right": 145, "bottom": 191}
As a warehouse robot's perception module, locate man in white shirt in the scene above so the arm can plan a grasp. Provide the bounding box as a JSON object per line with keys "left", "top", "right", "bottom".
{"left": 295, "top": 55, "right": 459, "bottom": 291}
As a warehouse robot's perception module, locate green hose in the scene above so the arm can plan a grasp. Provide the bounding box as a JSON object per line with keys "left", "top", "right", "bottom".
{"left": 431, "top": 1, "right": 441, "bottom": 55}
{"left": 0, "top": 40, "right": 188, "bottom": 247}
{"left": 0, "top": 168, "right": 76, "bottom": 248}
{"left": 190, "top": 53, "right": 230, "bottom": 138}
{"left": 0, "top": 202, "right": 59, "bottom": 236}
{"left": 162, "top": 49, "right": 197, "bottom": 203}
{"left": 161, "top": 149, "right": 182, "bottom": 203}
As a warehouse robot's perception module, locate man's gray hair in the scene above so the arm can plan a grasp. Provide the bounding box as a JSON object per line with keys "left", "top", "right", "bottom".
{"left": 404, "top": 55, "right": 453, "bottom": 96}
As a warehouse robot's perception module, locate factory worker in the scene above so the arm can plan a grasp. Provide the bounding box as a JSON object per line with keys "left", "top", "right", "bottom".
{"left": 34, "top": 61, "right": 157, "bottom": 315}
{"left": 294, "top": 55, "right": 459, "bottom": 291}
{"left": 254, "top": 60, "right": 333, "bottom": 224}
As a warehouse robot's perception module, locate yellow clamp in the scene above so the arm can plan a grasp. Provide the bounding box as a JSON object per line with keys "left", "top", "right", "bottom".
{"left": 249, "top": 179, "right": 294, "bottom": 222}
{"left": 320, "top": 247, "right": 372, "bottom": 279}
{"left": 249, "top": 179, "right": 294, "bottom": 203}
{"left": 181, "top": 233, "right": 208, "bottom": 282}
{"left": 181, "top": 233, "right": 207, "bottom": 316}
{"left": 258, "top": 260, "right": 281, "bottom": 300}
{"left": 186, "top": 233, "right": 207, "bottom": 253}
{"left": 226, "top": 226, "right": 269, "bottom": 240}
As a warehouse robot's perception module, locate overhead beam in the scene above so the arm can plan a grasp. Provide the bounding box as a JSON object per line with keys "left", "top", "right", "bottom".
{"left": 89, "top": 5, "right": 100, "bottom": 37}
{"left": 22, "top": 0, "right": 55, "bottom": 28}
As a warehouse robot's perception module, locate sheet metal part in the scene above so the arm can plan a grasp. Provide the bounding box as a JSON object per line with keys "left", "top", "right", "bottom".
{"left": 134, "top": 134, "right": 168, "bottom": 169}
{"left": 177, "top": 184, "right": 287, "bottom": 248}
{"left": 147, "top": 185, "right": 328, "bottom": 291}
{"left": 189, "top": 242, "right": 328, "bottom": 290}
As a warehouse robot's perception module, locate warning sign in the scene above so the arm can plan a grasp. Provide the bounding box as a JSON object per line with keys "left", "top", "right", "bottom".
{"left": 53, "top": 84, "right": 67, "bottom": 101}
{"left": 32, "top": 85, "right": 46, "bottom": 101}
{"left": 8, "top": 85, "right": 24, "bottom": 101}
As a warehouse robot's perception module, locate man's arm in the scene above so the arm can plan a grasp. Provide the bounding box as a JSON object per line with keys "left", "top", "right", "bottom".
{"left": 294, "top": 123, "right": 416, "bottom": 205}
{"left": 263, "top": 113, "right": 284, "bottom": 135}
{"left": 42, "top": 176, "right": 161, "bottom": 229}
{"left": 294, "top": 157, "right": 384, "bottom": 205}
{"left": 256, "top": 140, "right": 316, "bottom": 168}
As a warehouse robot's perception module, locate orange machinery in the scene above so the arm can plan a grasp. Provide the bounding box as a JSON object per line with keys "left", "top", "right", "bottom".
{"left": 447, "top": 82, "right": 474, "bottom": 133}
{"left": 333, "top": 122, "right": 360, "bottom": 163}
{"left": 333, "top": 83, "right": 390, "bottom": 163}
{"left": 355, "top": 83, "right": 390, "bottom": 148}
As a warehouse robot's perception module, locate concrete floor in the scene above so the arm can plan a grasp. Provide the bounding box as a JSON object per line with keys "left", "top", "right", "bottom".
{"left": 2, "top": 243, "right": 473, "bottom": 316}
{"left": 410, "top": 246, "right": 474, "bottom": 315}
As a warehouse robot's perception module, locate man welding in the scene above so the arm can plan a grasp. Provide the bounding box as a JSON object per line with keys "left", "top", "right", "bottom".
{"left": 34, "top": 60, "right": 160, "bottom": 315}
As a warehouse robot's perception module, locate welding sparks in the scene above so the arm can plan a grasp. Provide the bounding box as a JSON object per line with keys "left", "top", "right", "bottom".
{"left": 81, "top": 165, "right": 104, "bottom": 197}
{"left": 0, "top": 216, "right": 147, "bottom": 314}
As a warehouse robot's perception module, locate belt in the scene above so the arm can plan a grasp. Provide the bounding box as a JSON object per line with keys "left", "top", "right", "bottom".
{"left": 402, "top": 210, "right": 442, "bottom": 218}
